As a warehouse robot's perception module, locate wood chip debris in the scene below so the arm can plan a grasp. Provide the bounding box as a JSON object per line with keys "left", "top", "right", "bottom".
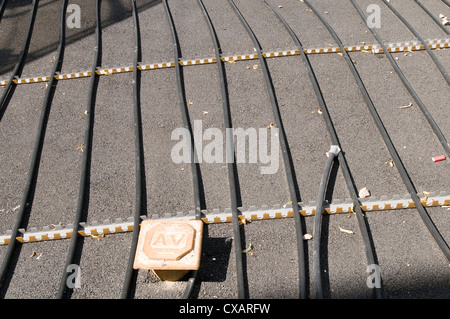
{"left": 439, "top": 14, "right": 449, "bottom": 26}
{"left": 282, "top": 200, "right": 293, "bottom": 208}
{"left": 30, "top": 251, "right": 42, "bottom": 259}
{"left": 385, "top": 159, "right": 395, "bottom": 167}
{"left": 422, "top": 191, "right": 435, "bottom": 206}
{"left": 91, "top": 233, "right": 106, "bottom": 241}
{"left": 266, "top": 122, "right": 276, "bottom": 129}
{"left": 339, "top": 226, "right": 354, "bottom": 234}
{"left": 80, "top": 110, "right": 88, "bottom": 119}
{"left": 400, "top": 103, "right": 413, "bottom": 109}
{"left": 242, "top": 243, "right": 253, "bottom": 254}
{"left": 303, "top": 234, "right": 313, "bottom": 240}
{"left": 252, "top": 64, "right": 259, "bottom": 70}
{"left": 239, "top": 216, "right": 251, "bottom": 225}
{"left": 76, "top": 143, "right": 84, "bottom": 152}
{"left": 49, "top": 222, "right": 63, "bottom": 229}
{"left": 358, "top": 187, "right": 371, "bottom": 198}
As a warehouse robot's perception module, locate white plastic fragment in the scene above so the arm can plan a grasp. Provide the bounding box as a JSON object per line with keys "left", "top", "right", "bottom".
{"left": 339, "top": 226, "right": 354, "bottom": 234}
{"left": 303, "top": 234, "right": 313, "bottom": 240}
{"left": 359, "top": 187, "right": 371, "bottom": 198}
{"left": 439, "top": 14, "right": 449, "bottom": 26}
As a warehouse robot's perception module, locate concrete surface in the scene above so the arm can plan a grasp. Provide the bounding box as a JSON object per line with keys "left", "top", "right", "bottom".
{"left": 0, "top": 0, "right": 449, "bottom": 301}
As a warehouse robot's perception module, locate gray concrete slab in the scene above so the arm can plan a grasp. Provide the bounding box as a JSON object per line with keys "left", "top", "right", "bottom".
{"left": 0, "top": 0, "right": 449, "bottom": 301}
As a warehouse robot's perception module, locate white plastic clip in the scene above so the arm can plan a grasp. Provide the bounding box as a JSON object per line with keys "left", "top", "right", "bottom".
{"left": 326, "top": 145, "right": 341, "bottom": 157}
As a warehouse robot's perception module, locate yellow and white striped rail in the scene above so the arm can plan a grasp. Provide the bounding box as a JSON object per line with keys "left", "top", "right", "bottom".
{"left": 1, "top": 191, "right": 449, "bottom": 246}
{"left": 1, "top": 37, "right": 448, "bottom": 86}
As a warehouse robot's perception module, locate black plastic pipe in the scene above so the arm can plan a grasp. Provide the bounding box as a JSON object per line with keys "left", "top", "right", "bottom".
{"left": 57, "top": 0, "right": 102, "bottom": 299}
{"left": 382, "top": 0, "right": 449, "bottom": 85}
{"left": 0, "top": 0, "right": 67, "bottom": 292}
{"left": 120, "top": 0, "right": 145, "bottom": 299}
{"left": 196, "top": 0, "right": 246, "bottom": 299}
{"left": 264, "top": 0, "right": 382, "bottom": 299}
{"left": 162, "top": 0, "right": 205, "bottom": 299}
{"left": 350, "top": 0, "right": 450, "bottom": 158}
{"left": 0, "top": 0, "right": 38, "bottom": 119}
{"left": 414, "top": 0, "right": 450, "bottom": 35}
{"left": 304, "top": 0, "right": 450, "bottom": 262}
{"left": 0, "top": 0, "right": 7, "bottom": 22}
{"left": 313, "top": 146, "right": 340, "bottom": 299}
{"left": 229, "top": 0, "right": 307, "bottom": 299}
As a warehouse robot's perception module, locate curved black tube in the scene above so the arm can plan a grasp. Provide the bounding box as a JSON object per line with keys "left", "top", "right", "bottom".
{"left": 304, "top": 0, "right": 450, "bottom": 262}
{"left": 264, "top": 0, "right": 382, "bottom": 299}
{"left": 0, "top": 0, "right": 7, "bottom": 22}
{"left": 0, "top": 0, "right": 67, "bottom": 292}
{"left": 313, "top": 146, "right": 340, "bottom": 299}
{"left": 57, "top": 0, "right": 102, "bottom": 299}
{"left": 414, "top": 0, "right": 450, "bottom": 35}
{"left": 162, "top": 0, "right": 204, "bottom": 299}
{"left": 350, "top": 0, "right": 450, "bottom": 158}
{"left": 228, "top": 0, "right": 307, "bottom": 299}
{"left": 196, "top": 0, "right": 246, "bottom": 299}
{"left": 162, "top": 0, "right": 202, "bottom": 219}
{"left": 120, "top": 0, "right": 145, "bottom": 299}
{"left": 0, "top": 0, "right": 38, "bottom": 120}
{"left": 382, "top": 0, "right": 449, "bottom": 85}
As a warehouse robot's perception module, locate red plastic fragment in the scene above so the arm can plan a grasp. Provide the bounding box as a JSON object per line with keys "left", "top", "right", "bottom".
{"left": 432, "top": 155, "right": 446, "bottom": 162}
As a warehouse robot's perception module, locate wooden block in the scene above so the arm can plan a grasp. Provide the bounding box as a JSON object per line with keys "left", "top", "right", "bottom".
{"left": 133, "top": 220, "right": 203, "bottom": 281}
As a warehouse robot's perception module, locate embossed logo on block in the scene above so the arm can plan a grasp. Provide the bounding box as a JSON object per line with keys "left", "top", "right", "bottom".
{"left": 133, "top": 220, "right": 203, "bottom": 273}
{"left": 143, "top": 223, "right": 195, "bottom": 261}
